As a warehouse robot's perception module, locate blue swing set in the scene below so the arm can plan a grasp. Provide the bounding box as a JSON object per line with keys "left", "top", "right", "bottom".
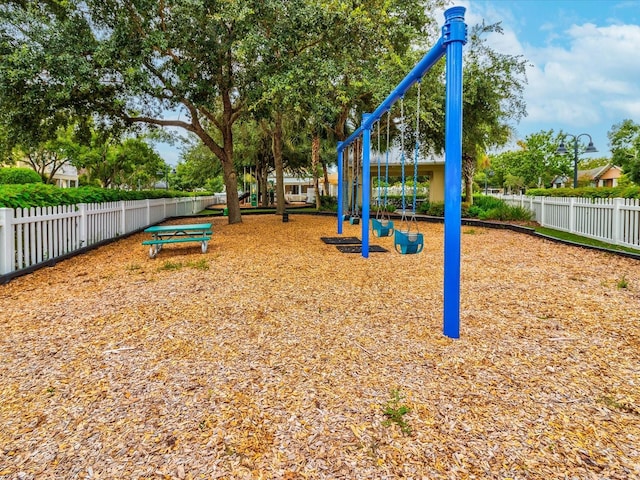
{"left": 336, "top": 6, "right": 467, "bottom": 338}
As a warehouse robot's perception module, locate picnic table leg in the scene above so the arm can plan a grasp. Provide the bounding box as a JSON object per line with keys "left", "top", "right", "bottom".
{"left": 149, "top": 245, "right": 158, "bottom": 259}
{"left": 201, "top": 241, "right": 208, "bottom": 253}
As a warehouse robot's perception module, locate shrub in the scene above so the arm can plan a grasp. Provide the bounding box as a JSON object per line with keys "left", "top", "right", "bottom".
{"left": 466, "top": 205, "right": 484, "bottom": 218}
{"left": 0, "top": 167, "right": 42, "bottom": 185}
{"left": 425, "top": 201, "right": 445, "bottom": 217}
{"left": 527, "top": 186, "right": 640, "bottom": 199}
{"left": 479, "top": 204, "right": 532, "bottom": 222}
{"left": 320, "top": 195, "right": 337, "bottom": 210}
{"left": 472, "top": 194, "right": 504, "bottom": 210}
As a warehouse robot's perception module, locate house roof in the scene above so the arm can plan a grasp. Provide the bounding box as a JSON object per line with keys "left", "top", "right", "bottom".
{"left": 577, "top": 164, "right": 623, "bottom": 181}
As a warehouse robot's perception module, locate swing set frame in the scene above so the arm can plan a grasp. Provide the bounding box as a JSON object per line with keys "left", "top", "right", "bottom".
{"left": 336, "top": 6, "right": 467, "bottom": 338}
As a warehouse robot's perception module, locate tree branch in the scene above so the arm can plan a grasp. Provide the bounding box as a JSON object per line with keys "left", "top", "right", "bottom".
{"left": 124, "top": 115, "right": 196, "bottom": 132}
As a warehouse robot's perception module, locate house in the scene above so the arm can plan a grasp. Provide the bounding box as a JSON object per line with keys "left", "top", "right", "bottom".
{"left": 551, "top": 165, "right": 623, "bottom": 188}
{"left": 266, "top": 172, "right": 339, "bottom": 203}
{"left": 50, "top": 163, "right": 79, "bottom": 188}
{"left": 579, "top": 165, "right": 623, "bottom": 187}
{"left": 550, "top": 175, "right": 570, "bottom": 188}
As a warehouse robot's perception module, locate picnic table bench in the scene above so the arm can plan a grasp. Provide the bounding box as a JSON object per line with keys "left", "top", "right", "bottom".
{"left": 142, "top": 223, "right": 212, "bottom": 258}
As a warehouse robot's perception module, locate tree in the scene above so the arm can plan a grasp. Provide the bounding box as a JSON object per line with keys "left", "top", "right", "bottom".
{"left": 11, "top": 126, "right": 80, "bottom": 184}
{"left": 74, "top": 129, "right": 164, "bottom": 189}
{"left": 489, "top": 131, "right": 573, "bottom": 189}
{"left": 1, "top": 1, "right": 276, "bottom": 223}
{"left": 609, "top": 119, "right": 640, "bottom": 184}
{"left": 459, "top": 22, "right": 528, "bottom": 203}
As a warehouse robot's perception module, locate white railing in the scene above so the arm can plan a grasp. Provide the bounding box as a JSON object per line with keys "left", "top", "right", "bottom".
{"left": 496, "top": 194, "right": 640, "bottom": 249}
{"left": 0, "top": 196, "right": 217, "bottom": 276}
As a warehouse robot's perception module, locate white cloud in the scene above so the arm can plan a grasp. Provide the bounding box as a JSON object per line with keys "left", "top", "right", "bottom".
{"left": 524, "top": 22, "right": 640, "bottom": 126}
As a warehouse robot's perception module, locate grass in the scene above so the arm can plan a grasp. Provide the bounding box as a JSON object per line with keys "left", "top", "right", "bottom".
{"left": 157, "top": 259, "right": 209, "bottom": 271}
{"left": 535, "top": 227, "right": 640, "bottom": 256}
{"left": 617, "top": 275, "right": 629, "bottom": 289}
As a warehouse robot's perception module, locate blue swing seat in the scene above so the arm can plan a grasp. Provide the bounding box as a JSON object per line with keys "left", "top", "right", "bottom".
{"left": 394, "top": 230, "right": 424, "bottom": 254}
{"left": 349, "top": 216, "right": 360, "bottom": 225}
{"left": 371, "top": 218, "right": 394, "bottom": 237}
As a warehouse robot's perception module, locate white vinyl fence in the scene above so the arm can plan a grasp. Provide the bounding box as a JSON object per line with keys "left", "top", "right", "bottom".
{"left": 497, "top": 194, "right": 640, "bottom": 249}
{"left": 0, "top": 196, "right": 217, "bottom": 276}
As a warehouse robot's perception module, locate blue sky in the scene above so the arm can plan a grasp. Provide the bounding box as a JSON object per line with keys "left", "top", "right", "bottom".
{"left": 155, "top": 0, "right": 640, "bottom": 164}
{"left": 458, "top": 0, "right": 640, "bottom": 157}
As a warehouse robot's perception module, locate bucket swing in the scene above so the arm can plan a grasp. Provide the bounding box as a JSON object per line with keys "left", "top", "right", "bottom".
{"left": 372, "top": 114, "right": 394, "bottom": 237}
{"left": 349, "top": 140, "right": 361, "bottom": 225}
{"left": 393, "top": 87, "right": 424, "bottom": 255}
{"left": 342, "top": 143, "right": 353, "bottom": 222}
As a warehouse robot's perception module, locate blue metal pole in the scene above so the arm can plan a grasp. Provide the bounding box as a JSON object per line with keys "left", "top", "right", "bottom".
{"left": 337, "top": 142, "right": 344, "bottom": 234}
{"left": 442, "top": 6, "right": 467, "bottom": 339}
{"left": 361, "top": 114, "right": 372, "bottom": 258}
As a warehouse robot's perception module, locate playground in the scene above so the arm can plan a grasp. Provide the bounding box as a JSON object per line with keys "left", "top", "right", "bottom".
{"left": 0, "top": 214, "right": 638, "bottom": 479}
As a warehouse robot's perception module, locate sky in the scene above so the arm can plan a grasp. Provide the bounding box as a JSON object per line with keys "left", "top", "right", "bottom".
{"left": 154, "top": 0, "right": 640, "bottom": 164}
{"left": 457, "top": 0, "right": 640, "bottom": 157}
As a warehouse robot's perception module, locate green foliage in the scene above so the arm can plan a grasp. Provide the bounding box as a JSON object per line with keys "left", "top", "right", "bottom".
{"left": 424, "top": 201, "right": 444, "bottom": 216}
{"left": 0, "top": 167, "right": 43, "bottom": 185}
{"left": 157, "top": 259, "right": 209, "bottom": 272}
{"left": 457, "top": 22, "right": 529, "bottom": 201}
{"left": 478, "top": 204, "right": 532, "bottom": 222}
{"left": 0, "top": 183, "right": 206, "bottom": 209}
{"left": 608, "top": 119, "right": 640, "bottom": 184}
{"left": 617, "top": 275, "right": 628, "bottom": 289}
{"left": 382, "top": 389, "right": 412, "bottom": 436}
{"left": 526, "top": 186, "right": 640, "bottom": 199}
{"left": 418, "top": 195, "right": 532, "bottom": 222}
{"left": 320, "top": 195, "right": 337, "bottom": 211}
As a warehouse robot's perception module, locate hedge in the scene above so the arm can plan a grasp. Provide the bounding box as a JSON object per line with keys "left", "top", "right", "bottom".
{"left": 0, "top": 184, "right": 212, "bottom": 209}
{"left": 526, "top": 186, "right": 640, "bottom": 199}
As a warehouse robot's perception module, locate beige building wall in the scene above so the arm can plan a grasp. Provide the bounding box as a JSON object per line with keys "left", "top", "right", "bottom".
{"left": 428, "top": 165, "right": 445, "bottom": 202}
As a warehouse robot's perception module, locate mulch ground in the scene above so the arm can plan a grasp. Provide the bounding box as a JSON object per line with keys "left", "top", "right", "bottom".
{"left": 1, "top": 214, "right": 638, "bottom": 480}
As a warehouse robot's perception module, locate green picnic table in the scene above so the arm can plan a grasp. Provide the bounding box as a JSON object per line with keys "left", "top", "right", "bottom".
{"left": 142, "top": 223, "right": 213, "bottom": 258}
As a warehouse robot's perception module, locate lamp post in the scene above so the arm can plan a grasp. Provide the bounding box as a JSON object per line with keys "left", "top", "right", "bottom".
{"left": 555, "top": 133, "right": 598, "bottom": 188}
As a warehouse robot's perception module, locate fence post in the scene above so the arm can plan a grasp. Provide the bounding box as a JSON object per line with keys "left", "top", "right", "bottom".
{"left": 0, "top": 208, "right": 15, "bottom": 275}
{"left": 539, "top": 196, "right": 545, "bottom": 226}
{"left": 612, "top": 198, "right": 622, "bottom": 246}
{"left": 78, "top": 203, "right": 88, "bottom": 247}
{"left": 120, "top": 201, "right": 127, "bottom": 235}
{"left": 568, "top": 197, "right": 576, "bottom": 234}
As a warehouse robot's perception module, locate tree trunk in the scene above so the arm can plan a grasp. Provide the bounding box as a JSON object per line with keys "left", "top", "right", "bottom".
{"left": 311, "top": 134, "right": 321, "bottom": 209}
{"left": 462, "top": 153, "right": 475, "bottom": 205}
{"left": 322, "top": 160, "right": 330, "bottom": 197}
{"left": 221, "top": 157, "right": 241, "bottom": 222}
{"left": 272, "top": 112, "right": 286, "bottom": 215}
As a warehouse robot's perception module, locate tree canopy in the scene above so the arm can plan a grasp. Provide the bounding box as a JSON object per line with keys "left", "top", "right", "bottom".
{"left": 1, "top": 0, "right": 447, "bottom": 221}
{"left": 609, "top": 119, "right": 640, "bottom": 184}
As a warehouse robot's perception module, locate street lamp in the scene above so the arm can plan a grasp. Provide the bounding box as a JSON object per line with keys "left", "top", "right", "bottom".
{"left": 555, "top": 133, "right": 598, "bottom": 188}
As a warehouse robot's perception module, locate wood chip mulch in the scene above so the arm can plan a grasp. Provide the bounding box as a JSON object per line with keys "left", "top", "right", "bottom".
{"left": 0, "top": 214, "right": 639, "bottom": 479}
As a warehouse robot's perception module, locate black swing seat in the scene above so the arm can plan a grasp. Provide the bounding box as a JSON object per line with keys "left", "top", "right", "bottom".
{"left": 349, "top": 215, "right": 360, "bottom": 225}
{"left": 371, "top": 218, "right": 394, "bottom": 237}
{"left": 394, "top": 229, "right": 424, "bottom": 254}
